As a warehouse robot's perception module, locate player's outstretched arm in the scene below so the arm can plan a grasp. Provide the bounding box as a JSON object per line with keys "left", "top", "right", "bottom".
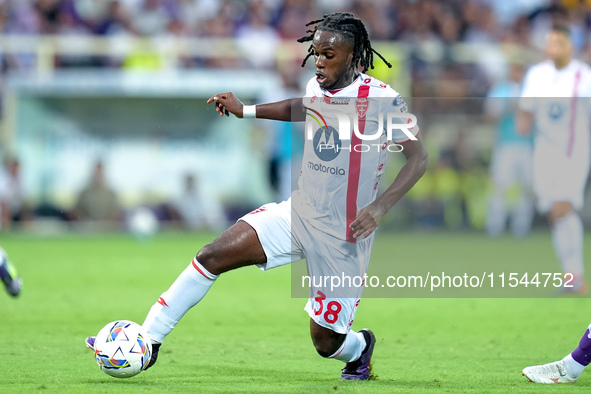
{"left": 207, "top": 92, "right": 305, "bottom": 121}
{"left": 350, "top": 134, "right": 429, "bottom": 239}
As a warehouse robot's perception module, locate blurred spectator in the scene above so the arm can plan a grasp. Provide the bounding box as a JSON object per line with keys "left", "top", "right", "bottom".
{"left": 275, "top": 0, "right": 317, "bottom": 39}
{"left": 199, "top": 2, "right": 241, "bottom": 68}
{"left": 74, "top": 161, "right": 120, "bottom": 222}
{"left": 7, "top": 1, "right": 41, "bottom": 35}
{"left": 177, "top": 0, "right": 221, "bottom": 33}
{"left": 35, "top": 0, "right": 62, "bottom": 34}
{"left": 0, "top": 0, "right": 588, "bottom": 85}
{"left": 510, "top": 15, "right": 535, "bottom": 47}
{"left": 236, "top": 0, "right": 279, "bottom": 69}
{"left": 95, "top": 1, "right": 136, "bottom": 36}
{"left": 352, "top": 0, "right": 393, "bottom": 40}
{"left": 463, "top": 3, "right": 502, "bottom": 44}
{"left": 170, "top": 173, "right": 225, "bottom": 231}
{"left": 132, "top": 0, "right": 173, "bottom": 36}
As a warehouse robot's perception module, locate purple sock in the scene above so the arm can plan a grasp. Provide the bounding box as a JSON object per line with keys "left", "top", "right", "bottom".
{"left": 572, "top": 329, "right": 591, "bottom": 366}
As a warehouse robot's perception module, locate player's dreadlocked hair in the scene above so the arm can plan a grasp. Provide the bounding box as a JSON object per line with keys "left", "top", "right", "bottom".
{"left": 297, "top": 12, "right": 392, "bottom": 73}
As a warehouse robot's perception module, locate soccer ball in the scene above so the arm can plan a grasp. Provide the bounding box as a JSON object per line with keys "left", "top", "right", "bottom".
{"left": 93, "top": 320, "right": 152, "bottom": 378}
{"left": 127, "top": 207, "right": 159, "bottom": 239}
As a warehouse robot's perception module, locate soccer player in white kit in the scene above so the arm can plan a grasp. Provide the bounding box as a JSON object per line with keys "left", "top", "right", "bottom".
{"left": 85, "top": 13, "right": 428, "bottom": 380}
{"left": 86, "top": 13, "right": 428, "bottom": 380}
{"left": 518, "top": 23, "right": 591, "bottom": 293}
{"left": 520, "top": 24, "right": 591, "bottom": 384}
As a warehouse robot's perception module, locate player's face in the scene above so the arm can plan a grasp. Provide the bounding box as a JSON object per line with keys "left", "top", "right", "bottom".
{"left": 312, "top": 30, "right": 355, "bottom": 90}
{"left": 545, "top": 31, "right": 572, "bottom": 65}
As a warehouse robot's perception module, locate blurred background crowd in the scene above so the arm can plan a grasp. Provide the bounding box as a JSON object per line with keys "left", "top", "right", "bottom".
{"left": 0, "top": 0, "right": 590, "bottom": 235}
{"left": 0, "top": 0, "right": 590, "bottom": 86}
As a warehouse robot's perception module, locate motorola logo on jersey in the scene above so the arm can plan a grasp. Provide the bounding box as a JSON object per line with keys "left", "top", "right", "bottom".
{"left": 313, "top": 126, "right": 342, "bottom": 161}
{"left": 308, "top": 161, "right": 346, "bottom": 175}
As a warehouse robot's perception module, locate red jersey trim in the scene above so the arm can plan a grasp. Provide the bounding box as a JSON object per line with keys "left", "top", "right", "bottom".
{"left": 345, "top": 84, "right": 370, "bottom": 243}
{"left": 567, "top": 69, "right": 581, "bottom": 158}
{"left": 395, "top": 129, "right": 421, "bottom": 144}
{"left": 192, "top": 257, "right": 215, "bottom": 280}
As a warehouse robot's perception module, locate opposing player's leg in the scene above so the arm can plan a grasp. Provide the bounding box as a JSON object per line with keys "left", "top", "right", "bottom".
{"left": 523, "top": 323, "right": 591, "bottom": 383}
{"left": 532, "top": 139, "right": 588, "bottom": 293}
{"left": 0, "top": 247, "right": 22, "bottom": 297}
{"left": 549, "top": 201, "right": 587, "bottom": 293}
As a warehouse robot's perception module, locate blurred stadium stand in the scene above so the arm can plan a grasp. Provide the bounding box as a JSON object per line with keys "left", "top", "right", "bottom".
{"left": 0, "top": 0, "right": 590, "bottom": 233}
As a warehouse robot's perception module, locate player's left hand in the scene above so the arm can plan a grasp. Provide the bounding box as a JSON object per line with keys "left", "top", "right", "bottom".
{"left": 206, "top": 92, "right": 245, "bottom": 118}
{"left": 350, "top": 203, "right": 385, "bottom": 239}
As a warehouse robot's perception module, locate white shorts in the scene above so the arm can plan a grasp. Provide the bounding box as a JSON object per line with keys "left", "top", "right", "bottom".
{"left": 239, "top": 198, "right": 374, "bottom": 334}
{"left": 533, "top": 138, "right": 591, "bottom": 213}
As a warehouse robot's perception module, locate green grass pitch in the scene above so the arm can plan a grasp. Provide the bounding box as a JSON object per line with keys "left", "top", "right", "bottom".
{"left": 1, "top": 231, "right": 590, "bottom": 393}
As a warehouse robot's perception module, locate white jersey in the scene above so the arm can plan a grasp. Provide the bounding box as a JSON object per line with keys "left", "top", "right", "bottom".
{"left": 519, "top": 59, "right": 591, "bottom": 156}
{"left": 291, "top": 73, "right": 418, "bottom": 243}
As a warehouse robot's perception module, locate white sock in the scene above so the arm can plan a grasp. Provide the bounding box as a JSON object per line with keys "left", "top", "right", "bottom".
{"left": 143, "top": 257, "right": 218, "bottom": 344}
{"left": 552, "top": 211, "right": 584, "bottom": 278}
{"left": 329, "top": 330, "right": 366, "bottom": 363}
{"left": 562, "top": 354, "right": 586, "bottom": 378}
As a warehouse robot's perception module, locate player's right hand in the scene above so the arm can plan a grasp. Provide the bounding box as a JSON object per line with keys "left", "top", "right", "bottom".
{"left": 207, "top": 92, "right": 245, "bottom": 118}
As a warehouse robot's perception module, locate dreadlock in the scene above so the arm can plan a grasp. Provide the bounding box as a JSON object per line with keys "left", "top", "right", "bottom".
{"left": 297, "top": 12, "right": 392, "bottom": 73}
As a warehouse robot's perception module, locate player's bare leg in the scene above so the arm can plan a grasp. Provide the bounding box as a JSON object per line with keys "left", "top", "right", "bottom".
{"left": 85, "top": 221, "right": 267, "bottom": 367}
{"left": 548, "top": 201, "right": 587, "bottom": 293}
{"left": 310, "top": 319, "right": 347, "bottom": 357}
{"left": 195, "top": 220, "right": 267, "bottom": 275}
{"left": 310, "top": 319, "right": 376, "bottom": 380}
{"left": 142, "top": 221, "right": 265, "bottom": 365}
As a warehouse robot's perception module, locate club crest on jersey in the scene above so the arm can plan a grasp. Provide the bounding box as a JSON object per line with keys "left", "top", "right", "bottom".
{"left": 356, "top": 98, "right": 369, "bottom": 118}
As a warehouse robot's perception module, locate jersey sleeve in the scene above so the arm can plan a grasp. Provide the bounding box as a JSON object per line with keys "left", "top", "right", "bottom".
{"left": 518, "top": 67, "right": 537, "bottom": 113}
{"left": 380, "top": 87, "right": 419, "bottom": 143}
